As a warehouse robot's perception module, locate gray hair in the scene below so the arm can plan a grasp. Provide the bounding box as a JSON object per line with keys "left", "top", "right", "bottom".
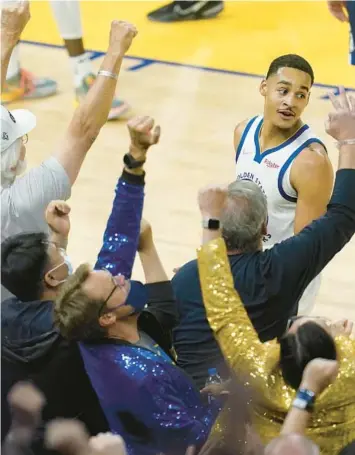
{"left": 1, "top": 138, "right": 22, "bottom": 187}
{"left": 221, "top": 180, "right": 268, "bottom": 253}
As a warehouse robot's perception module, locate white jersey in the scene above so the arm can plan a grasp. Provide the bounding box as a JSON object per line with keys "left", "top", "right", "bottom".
{"left": 235, "top": 115, "right": 326, "bottom": 314}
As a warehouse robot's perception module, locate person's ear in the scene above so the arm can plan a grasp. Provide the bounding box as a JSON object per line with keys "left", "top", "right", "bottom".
{"left": 259, "top": 79, "right": 267, "bottom": 97}
{"left": 99, "top": 312, "right": 117, "bottom": 328}
{"left": 261, "top": 221, "right": 267, "bottom": 236}
{"left": 44, "top": 271, "right": 63, "bottom": 288}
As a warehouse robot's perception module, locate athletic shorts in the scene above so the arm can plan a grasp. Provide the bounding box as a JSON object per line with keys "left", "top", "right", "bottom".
{"left": 347, "top": 0, "right": 355, "bottom": 65}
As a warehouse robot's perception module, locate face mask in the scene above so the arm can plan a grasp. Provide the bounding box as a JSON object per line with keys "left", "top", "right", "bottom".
{"left": 124, "top": 280, "right": 148, "bottom": 314}
{"left": 47, "top": 252, "right": 73, "bottom": 285}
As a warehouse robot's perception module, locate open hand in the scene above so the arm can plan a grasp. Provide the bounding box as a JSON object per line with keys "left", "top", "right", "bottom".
{"left": 109, "top": 20, "right": 137, "bottom": 56}
{"left": 326, "top": 87, "right": 355, "bottom": 141}
{"left": 198, "top": 185, "right": 228, "bottom": 219}
{"left": 127, "top": 116, "right": 161, "bottom": 159}
{"left": 327, "top": 1, "right": 348, "bottom": 22}
{"left": 45, "top": 201, "right": 71, "bottom": 238}
{"left": 300, "top": 358, "right": 339, "bottom": 395}
{"left": 1, "top": 0, "right": 30, "bottom": 44}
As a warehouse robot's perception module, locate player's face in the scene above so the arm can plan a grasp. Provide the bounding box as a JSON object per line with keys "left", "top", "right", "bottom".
{"left": 260, "top": 67, "right": 312, "bottom": 129}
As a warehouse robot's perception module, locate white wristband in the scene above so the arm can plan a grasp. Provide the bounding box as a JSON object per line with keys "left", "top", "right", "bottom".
{"left": 97, "top": 70, "right": 118, "bottom": 80}
{"left": 336, "top": 139, "right": 355, "bottom": 149}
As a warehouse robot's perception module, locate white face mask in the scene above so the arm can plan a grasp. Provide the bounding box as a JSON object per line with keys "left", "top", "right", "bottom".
{"left": 47, "top": 251, "right": 74, "bottom": 285}
{"left": 15, "top": 159, "right": 27, "bottom": 176}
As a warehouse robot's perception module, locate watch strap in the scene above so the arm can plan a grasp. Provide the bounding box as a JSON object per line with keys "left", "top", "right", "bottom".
{"left": 292, "top": 388, "right": 316, "bottom": 412}
{"left": 123, "top": 153, "right": 146, "bottom": 169}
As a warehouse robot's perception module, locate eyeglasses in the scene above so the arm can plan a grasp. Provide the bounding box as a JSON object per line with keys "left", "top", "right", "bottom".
{"left": 285, "top": 315, "right": 332, "bottom": 333}
{"left": 98, "top": 269, "right": 129, "bottom": 317}
{"left": 22, "top": 134, "right": 28, "bottom": 145}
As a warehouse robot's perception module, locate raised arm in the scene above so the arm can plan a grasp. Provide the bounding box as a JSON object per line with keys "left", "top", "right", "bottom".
{"left": 52, "top": 20, "right": 137, "bottom": 185}
{"left": 1, "top": 1, "right": 30, "bottom": 89}
{"left": 138, "top": 219, "right": 178, "bottom": 336}
{"left": 95, "top": 116, "right": 160, "bottom": 278}
{"left": 196, "top": 186, "right": 270, "bottom": 381}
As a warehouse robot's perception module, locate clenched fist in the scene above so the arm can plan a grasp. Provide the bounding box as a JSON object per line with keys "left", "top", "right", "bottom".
{"left": 326, "top": 87, "right": 355, "bottom": 141}
{"left": 198, "top": 185, "right": 228, "bottom": 219}
{"left": 127, "top": 115, "right": 161, "bottom": 159}
{"left": 300, "top": 358, "right": 339, "bottom": 395}
{"left": 45, "top": 200, "right": 71, "bottom": 238}
{"left": 109, "top": 20, "right": 137, "bottom": 56}
{"left": 1, "top": 0, "right": 30, "bottom": 44}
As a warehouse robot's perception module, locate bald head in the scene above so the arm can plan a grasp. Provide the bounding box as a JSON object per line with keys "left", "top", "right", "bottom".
{"left": 265, "top": 434, "right": 319, "bottom": 455}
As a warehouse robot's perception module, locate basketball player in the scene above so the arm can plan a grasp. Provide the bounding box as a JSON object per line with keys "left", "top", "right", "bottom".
{"left": 327, "top": 0, "right": 355, "bottom": 65}
{"left": 234, "top": 54, "right": 334, "bottom": 315}
{"left": 3, "top": 0, "right": 128, "bottom": 120}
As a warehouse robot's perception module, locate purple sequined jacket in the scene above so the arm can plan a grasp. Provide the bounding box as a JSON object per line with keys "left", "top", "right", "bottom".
{"left": 80, "top": 170, "right": 218, "bottom": 455}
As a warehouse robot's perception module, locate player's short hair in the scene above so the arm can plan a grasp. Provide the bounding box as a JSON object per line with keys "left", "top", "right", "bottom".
{"left": 266, "top": 54, "right": 314, "bottom": 85}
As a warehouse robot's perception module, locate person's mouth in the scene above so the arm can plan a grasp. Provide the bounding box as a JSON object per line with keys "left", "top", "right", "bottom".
{"left": 277, "top": 110, "right": 295, "bottom": 120}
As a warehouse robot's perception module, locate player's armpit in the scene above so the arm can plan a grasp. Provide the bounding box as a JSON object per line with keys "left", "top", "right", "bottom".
{"left": 233, "top": 119, "right": 249, "bottom": 151}
{"left": 291, "top": 143, "right": 334, "bottom": 234}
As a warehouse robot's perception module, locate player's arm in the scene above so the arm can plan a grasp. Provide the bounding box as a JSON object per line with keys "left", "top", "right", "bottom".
{"left": 291, "top": 143, "right": 334, "bottom": 234}
{"left": 233, "top": 119, "right": 249, "bottom": 151}
{"left": 52, "top": 21, "right": 137, "bottom": 186}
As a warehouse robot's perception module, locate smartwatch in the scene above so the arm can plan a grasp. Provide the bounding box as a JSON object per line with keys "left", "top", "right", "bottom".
{"left": 123, "top": 153, "right": 145, "bottom": 169}
{"left": 292, "top": 388, "right": 316, "bottom": 412}
{"left": 202, "top": 219, "right": 220, "bottom": 230}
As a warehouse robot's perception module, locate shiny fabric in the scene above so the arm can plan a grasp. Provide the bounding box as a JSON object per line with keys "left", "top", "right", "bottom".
{"left": 198, "top": 238, "right": 355, "bottom": 454}
{"left": 94, "top": 176, "right": 144, "bottom": 278}
{"left": 79, "top": 342, "right": 218, "bottom": 455}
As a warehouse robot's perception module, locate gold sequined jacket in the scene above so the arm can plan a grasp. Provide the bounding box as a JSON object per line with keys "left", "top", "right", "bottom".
{"left": 197, "top": 238, "right": 355, "bottom": 454}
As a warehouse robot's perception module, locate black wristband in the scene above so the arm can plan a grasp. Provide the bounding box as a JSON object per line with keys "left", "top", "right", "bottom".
{"left": 121, "top": 169, "right": 145, "bottom": 185}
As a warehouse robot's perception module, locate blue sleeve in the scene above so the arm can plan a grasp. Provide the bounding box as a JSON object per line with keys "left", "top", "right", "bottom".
{"left": 265, "top": 169, "right": 355, "bottom": 301}
{"left": 135, "top": 374, "right": 217, "bottom": 452}
{"left": 94, "top": 171, "right": 145, "bottom": 278}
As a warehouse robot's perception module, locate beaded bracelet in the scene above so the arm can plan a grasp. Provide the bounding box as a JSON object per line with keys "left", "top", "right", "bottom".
{"left": 98, "top": 70, "right": 118, "bottom": 80}
{"left": 337, "top": 139, "right": 355, "bottom": 149}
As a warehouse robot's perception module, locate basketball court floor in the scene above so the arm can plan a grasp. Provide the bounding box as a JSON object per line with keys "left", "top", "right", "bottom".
{"left": 12, "top": 1, "right": 355, "bottom": 321}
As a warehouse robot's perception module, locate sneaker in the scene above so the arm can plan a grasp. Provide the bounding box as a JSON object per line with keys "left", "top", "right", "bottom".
{"left": 2, "top": 69, "right": 58, "bottom": 104}
{"left": 147, "top": 1, "right": 224, "bottom": 22}
{"left": 75, "top": 73, "right": 130, "bottom": 121}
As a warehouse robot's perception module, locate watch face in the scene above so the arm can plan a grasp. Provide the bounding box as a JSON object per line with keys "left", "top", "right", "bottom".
{"left": 209, "top": 219, "right": 220, "bottom": 230}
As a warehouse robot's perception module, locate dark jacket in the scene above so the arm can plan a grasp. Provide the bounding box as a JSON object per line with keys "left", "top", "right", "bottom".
{"left": 173, "top": 169, "right": 355, "bottom": 389}
{"left": 1, "top": 297, "right": 108, "bottom": 454}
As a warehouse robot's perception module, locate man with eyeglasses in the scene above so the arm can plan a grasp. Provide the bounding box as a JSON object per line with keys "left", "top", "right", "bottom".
{"left": 1, "top": 114, "right": 163, "bottom": 455}
{"left": 1, "top": 2, "right": 137, "bottom": 301}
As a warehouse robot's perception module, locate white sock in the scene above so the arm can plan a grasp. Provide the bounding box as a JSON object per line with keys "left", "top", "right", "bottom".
{"left": 70, "top": 53, "right": 94, "bottom": 88}
{"left": 6, "top": 43, "right": 20, "bottom": 80}
{"left": 49, "top": 0, "right": 83, "bottom": 40}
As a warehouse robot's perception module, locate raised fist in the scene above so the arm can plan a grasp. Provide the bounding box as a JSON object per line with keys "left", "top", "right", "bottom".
{"left": 198, "top": 185, "right": 228, "bottom": 219}
{"left": 1, "top": 0, "right": 30, "bottom": 43}
{"left": 127, "top": 116, "right": 161, "bottom": 158}
{"left": 325, "top": 88, "right": 355, "bottom": 141}
{"left": 301, "top": 358, "right": 339, "bottom": 395}
{"left": 45, "top": 200, "right": 71, "bottom": 238}
{"left": 109, "top": 20, "right": 137, "bottom": 56}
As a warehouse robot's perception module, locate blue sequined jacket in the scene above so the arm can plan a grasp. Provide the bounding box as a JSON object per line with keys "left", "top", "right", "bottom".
{"left": 80, "top": 171, "right": 218, "bottom": 455}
